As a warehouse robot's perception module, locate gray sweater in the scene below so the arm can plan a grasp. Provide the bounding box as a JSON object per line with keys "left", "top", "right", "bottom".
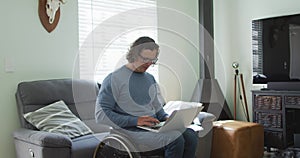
{"left": 95, "top": 65, "right": 168, "bottom": 129}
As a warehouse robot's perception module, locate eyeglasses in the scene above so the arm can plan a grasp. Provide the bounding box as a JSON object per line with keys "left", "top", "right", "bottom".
{"left": 138, "top": 54, "right": 158, "bottom": 64}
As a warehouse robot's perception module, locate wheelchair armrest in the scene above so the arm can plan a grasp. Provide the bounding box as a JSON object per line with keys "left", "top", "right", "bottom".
{"left": 13, "top": 128, "right": 72, "bottom": 148}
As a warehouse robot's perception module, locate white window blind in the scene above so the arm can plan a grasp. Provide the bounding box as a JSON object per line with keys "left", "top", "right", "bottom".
{"left": 252, "top": 20, "right": 263, "bottom": 75}
{"left": 78, "top": 0, "right": 158, "bottom": 83}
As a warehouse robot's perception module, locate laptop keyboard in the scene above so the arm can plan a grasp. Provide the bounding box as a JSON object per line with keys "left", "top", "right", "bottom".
{"left": 150, "top": 121, "right": 165, "bottom": 129}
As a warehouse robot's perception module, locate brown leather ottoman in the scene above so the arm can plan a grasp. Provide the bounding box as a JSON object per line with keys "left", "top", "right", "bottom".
{"left": 211, "top": 120, "right": 264, "bottom": 158}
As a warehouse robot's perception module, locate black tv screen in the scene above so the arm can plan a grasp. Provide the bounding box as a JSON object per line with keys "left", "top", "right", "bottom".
{"left": 252, "top": 13, "right": 300, "bottom": 84}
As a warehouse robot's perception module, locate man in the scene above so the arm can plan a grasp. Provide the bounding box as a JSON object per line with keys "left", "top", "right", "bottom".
{"left": 95, "top": 36, "right": 198, "bottom": 158}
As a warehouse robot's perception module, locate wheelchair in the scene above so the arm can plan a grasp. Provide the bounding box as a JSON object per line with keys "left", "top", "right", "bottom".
{"left": 93, "top": 130, "right": 165, "bottom": 158}
{"left": 93, "top": 111, "right": 216, "bottom": 158}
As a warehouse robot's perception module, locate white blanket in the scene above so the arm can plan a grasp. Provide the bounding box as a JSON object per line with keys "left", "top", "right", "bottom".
{"left": 163, "top": 100, "right": 202, "bottom": 115}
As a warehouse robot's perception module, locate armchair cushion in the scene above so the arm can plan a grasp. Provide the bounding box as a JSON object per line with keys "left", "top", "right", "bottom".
{"left": 23, "top": 100, "right": 93, "bottom": 139}
{"left": 13, "top": 128, "right": 72, "bottom": 148}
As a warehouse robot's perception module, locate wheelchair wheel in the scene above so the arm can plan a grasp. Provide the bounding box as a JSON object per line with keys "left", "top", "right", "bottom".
{"left": 93, "top": 134, "right": 140, "bottom": 158}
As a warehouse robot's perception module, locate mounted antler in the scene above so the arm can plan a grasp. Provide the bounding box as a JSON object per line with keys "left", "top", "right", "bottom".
{"left": 46, "top": 0, "right": 66, "bottom": 24}
{"left": 38, "top": 0, "right": 66, "bottom": 33}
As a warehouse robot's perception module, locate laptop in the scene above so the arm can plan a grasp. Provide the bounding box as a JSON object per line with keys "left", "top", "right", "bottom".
{"left": 137, "top": 105, "right": 203, "bottom": 133}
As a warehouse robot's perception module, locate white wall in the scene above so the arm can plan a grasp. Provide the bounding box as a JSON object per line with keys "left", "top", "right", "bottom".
{"left": 214, "top": 0, "right": 300, "bottom": 120}
{"left": 0, "top": 1, "right": 78, "bottom": 157}
{"left": 157, "top": 0, "right": 200, "bottom": 102}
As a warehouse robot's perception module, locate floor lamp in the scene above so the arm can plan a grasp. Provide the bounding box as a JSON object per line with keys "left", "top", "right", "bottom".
{"left": 232, "top": 62, "right": 250, "bottom": 122}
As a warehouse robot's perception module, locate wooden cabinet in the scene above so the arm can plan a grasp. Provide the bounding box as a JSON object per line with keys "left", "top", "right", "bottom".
{"left": 252, "top": 90, "right": 300, "bottom": 149}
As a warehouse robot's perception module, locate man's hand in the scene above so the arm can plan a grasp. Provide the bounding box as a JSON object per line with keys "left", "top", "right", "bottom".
{"left": 137, "top": 116, "right": 160, "bottom": 127}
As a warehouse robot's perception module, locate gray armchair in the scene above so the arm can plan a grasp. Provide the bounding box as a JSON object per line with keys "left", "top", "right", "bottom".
{"left": 13, "top": 78, "right": 216, "bottom": 158}
{"left": 13, "top": 79, "right": 111, "bottom": 158}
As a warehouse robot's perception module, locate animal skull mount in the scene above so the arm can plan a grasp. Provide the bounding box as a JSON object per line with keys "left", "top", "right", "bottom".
{"left": 38, "top": 0, "right": 66, "bottom": 33}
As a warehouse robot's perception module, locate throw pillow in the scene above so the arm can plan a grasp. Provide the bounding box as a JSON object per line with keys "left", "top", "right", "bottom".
{"left": 24, "top": 100, "right": 93, "bottom": 139}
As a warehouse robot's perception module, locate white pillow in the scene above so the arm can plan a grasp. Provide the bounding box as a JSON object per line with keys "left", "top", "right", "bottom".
{"left": 24, "top": 100, "right": 93, "bottom": 139}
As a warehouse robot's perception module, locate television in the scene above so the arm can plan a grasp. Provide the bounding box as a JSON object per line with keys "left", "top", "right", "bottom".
{"left": 252, "top": 13, "right": 300, "bottom": 90}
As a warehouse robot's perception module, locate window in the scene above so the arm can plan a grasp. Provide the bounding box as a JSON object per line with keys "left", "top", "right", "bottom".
{"left": 78, "top": 0, "right": 158, "bottom": 83}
